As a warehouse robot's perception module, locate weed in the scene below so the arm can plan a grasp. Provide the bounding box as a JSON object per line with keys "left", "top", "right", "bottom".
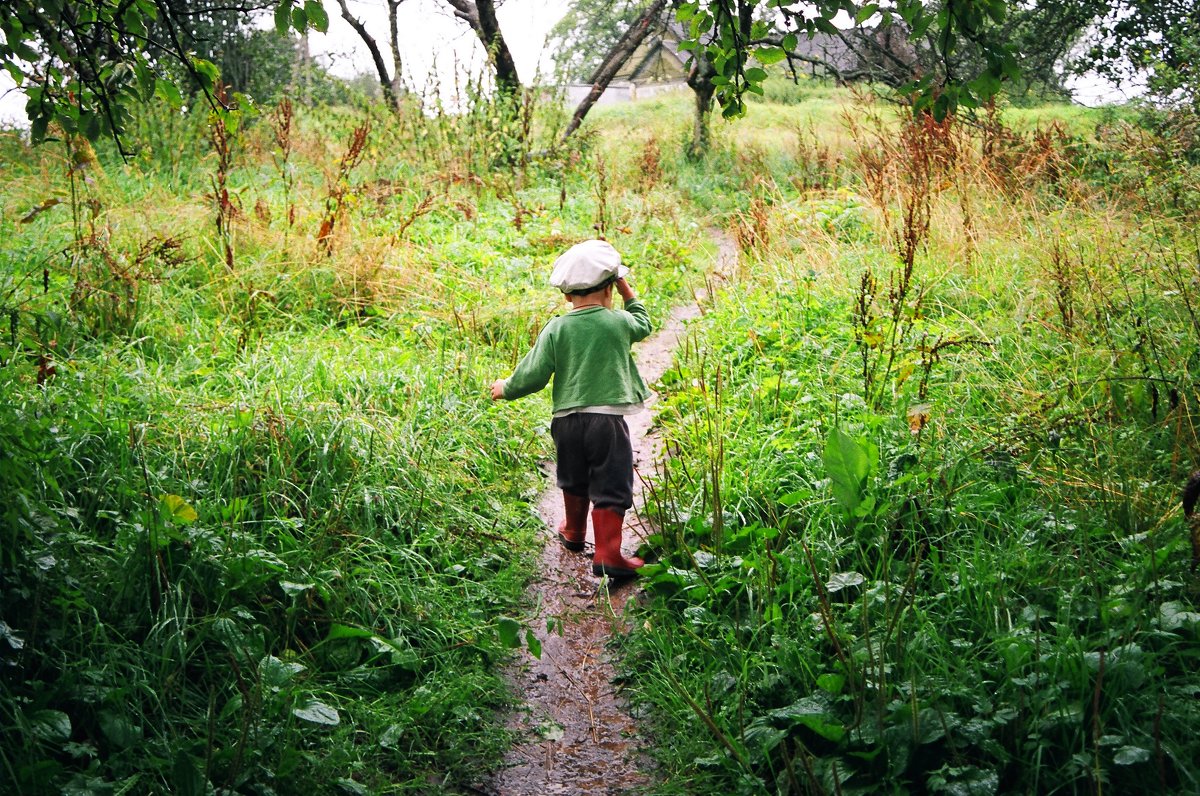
{"left": 317, "top": 118, "right": 370, "bottom": 255}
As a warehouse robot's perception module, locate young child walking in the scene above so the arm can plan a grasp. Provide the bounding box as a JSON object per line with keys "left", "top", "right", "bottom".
{"left": 490, "top": 239, "right": 652, "bottom": 577}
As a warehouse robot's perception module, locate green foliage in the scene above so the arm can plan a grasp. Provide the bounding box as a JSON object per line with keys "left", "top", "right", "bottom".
{"left": 0, "top": 0, "right": 326, "bottom": 151}
{"left": 1076, "top": 0, "right": 1200, "bottom": 111}
{"left": 675, "top": 0, "right": 1017, "bottom": 121}
{"left": 0, "top": 83, "right": 705, "bottom": 792}
{"left": 546, "top": 0, "right": 651, "bottom": 83}
{"left": 625, "top": 94, "right": 1200, "bottom": 795}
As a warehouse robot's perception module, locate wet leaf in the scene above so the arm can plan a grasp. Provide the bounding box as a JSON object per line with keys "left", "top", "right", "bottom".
{"left": 826, "top": 571, "right": 865, "bottom": 593}
{"left": 293, "top": 698, "right": 339, "bottom": 726}
{"left": 1113, "top": 745, "right": 1150, "bottom": 765}
{"left": 29, "top": 709, "right": 71, "bottom": 741}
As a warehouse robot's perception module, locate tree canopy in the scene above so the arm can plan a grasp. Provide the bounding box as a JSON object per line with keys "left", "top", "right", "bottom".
{"left": 1076, "top": 0, "right": 1200, "bottom": 109}
{"left": 0, "top": 0, "right": 327, "bottom": 151}
{"left": 547, "top": 0, "right": 652, "bottom": 83}
{"left": 675, "top": 0, "right": 1019, "bottom": 120}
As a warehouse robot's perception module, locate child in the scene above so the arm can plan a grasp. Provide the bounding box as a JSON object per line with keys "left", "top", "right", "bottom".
{"left": 490, "top": 240, "right": 652, "bottom": 577}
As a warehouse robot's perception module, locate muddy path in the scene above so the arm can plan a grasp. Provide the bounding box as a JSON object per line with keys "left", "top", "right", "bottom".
{"left": 483, "top": 234, "right": 737, "bottom": 795}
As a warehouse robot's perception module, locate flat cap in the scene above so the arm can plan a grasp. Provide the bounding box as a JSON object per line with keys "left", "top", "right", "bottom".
{"left": 549, "top": 240, "right": 629, "bottom": 293}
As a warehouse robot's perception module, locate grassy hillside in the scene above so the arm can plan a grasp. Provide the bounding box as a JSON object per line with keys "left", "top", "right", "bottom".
{"left": 2, "top": 84, "right": 1199, "bottom": 795}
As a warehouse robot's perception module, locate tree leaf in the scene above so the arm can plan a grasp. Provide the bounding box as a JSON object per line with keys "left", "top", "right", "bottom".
{"left": 855, "top": 4, "right": 880, "bottom": 23}
{"left": 274, "top": 1, "right": 292, "bottom": 34}
{"left": 754, "top": 46, "right": 787, "bottom": 65}
{"left": 304, "top": 0, "right": 328, "bottom": 32}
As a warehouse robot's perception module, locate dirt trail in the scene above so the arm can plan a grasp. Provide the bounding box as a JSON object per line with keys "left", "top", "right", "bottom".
{"left": 483, "top": 234, "right": 737, "bottom": 795}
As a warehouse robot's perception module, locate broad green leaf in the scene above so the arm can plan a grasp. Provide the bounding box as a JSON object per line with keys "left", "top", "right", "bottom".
{"left": 280, "top": 580, "right": 314, "bottom": 597}
{"left": 754, "top": 46, "right": 787, "bottom": 66}
{"left": 191, "top": 57, "right": 219, "bottom": 93}
{"left": 779, "top": 489, "right": 811, "bottom": 507}
{"left": 274, "top": 1, "right": 292, "bottom": 33}
{"left": 326, "top": 623, "right": 374, "bottom": 639}
{"left": 99, "top": 711, "right": 142, "bottom": 747}
{"left": 259, "top": 655, "right": 305, "bottom": 690}
{"left": 817, "top": 673, "right": 846, "bottom": 694}
{"left": 172, "top": 751, "right": 205, "bottom": 796}
{"left": 304, "top": 0, "right": 328, "bottom": 32}
{"left": 497, "top": 617, "right": 521, "bottom": 648}
{"left": 379, "top": 724, "right": 404, "bottom": 749}
{"left": 1114, "top": 745, "right": 1150, "bottom": 765}
{"left": 29, "top": 709, "right": 71, "bottom": 741}
{"left": 525, "top": 628, "right": 542, "bottom": 659}
{"left": 293, "top": 698, "right": 339, "bottom": 726}
{"left": 769, "top": 696, "right": 845, "bottom": 741}
{"left": 155, "top": 78, "right": 182, "bottom": 108}
{"left": 824, "top": 428, "right": 869, "bottom": 514}
{"left": 1160, "top": 601, "right": 1200, "bottom": 631}
{"left": 826, "top": 571, "right": 865, "bottom": 593}
{"left": 161, "top": 494, "right": 198, "bottom": 524}
{"left": 743, "top": 721, "right": 786, "bottom": 751}
{"left": 855, "top": 3, "right": 880, "bottom": 23}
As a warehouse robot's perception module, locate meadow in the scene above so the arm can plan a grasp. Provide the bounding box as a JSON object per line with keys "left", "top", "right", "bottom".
{"left": 1, "top": 81, "right": 1198, "bottom": 795}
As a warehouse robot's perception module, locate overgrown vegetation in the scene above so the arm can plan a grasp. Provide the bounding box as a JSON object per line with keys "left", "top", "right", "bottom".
{"left": 2, "top": 77, "right": 1198, "bottom": 796}
{"left": 626, "top": 92, "right": 1200, "bottom": 794}
{"left": 0, "top": 89, "right": 701, "bottom": 793}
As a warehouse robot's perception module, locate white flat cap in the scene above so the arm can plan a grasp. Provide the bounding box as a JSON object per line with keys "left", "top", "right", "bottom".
{"left": 549, "top": 239, "right": 629, "bottom": 293}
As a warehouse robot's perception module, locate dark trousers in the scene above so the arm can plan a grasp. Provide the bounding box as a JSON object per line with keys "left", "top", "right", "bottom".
{"left": 550, "top": 413, "right": 634, "bottom": 512}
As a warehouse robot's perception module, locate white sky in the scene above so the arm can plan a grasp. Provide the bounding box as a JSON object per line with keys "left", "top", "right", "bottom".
{"left": 315, "top": 0, "right": 569, "bottom": 88}
{"left": 0, "top": 0, "right": 1143, "bottom": 129}
{"left": 0, "top": 0, "right": 569, "bottom": 127}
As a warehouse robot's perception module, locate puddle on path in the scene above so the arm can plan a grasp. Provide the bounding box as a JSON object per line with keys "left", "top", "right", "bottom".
{"left": 483, "top": 235, "right": 737, "bottom": 795}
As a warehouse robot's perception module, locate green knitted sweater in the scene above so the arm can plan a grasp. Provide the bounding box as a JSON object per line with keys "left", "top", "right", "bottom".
{"left": 502, "top": 299, "right": 652, "bottom": 413}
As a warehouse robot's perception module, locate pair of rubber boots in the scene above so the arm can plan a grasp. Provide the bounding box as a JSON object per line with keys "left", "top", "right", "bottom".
{"left": 557, "top": 492, "right": 643, "bottom": 578}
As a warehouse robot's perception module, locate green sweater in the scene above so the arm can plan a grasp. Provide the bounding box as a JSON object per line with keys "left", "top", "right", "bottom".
{"left": 502, "top": 299, "right": 653, "bottom": 412}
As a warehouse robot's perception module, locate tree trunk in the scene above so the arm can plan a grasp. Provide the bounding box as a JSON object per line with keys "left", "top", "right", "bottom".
{"left": 686, "top": 49, "right": 716, "bottom": 158}
{"left": 336, "top": 0, "right": 400, "bottom": 111}
{"left": 445, "top": 0, "right": 521, "bottom": 95}
{"left": 562, "top": 0, "right": 670, "bottom": 142}
{"left": 387, "top": 0, "right": 405, "bottom": 102}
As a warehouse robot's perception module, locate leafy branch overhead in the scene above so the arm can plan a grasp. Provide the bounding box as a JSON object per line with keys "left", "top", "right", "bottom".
{"left": 675, "top": 0, "right": 1019, "bottom": 119}
{"left": 1, "top": 0, "right": 329, "bottom": 151}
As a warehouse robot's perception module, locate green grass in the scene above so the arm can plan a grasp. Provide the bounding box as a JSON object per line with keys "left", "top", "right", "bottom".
{"left": 618, "top": 94, "right": 1200, "bottom": 795}
{"left": 3, "top": 81, "right": 1198, "bottom": 795}
{"left": 0, "top": 93, "right": 705, "bottom": 794}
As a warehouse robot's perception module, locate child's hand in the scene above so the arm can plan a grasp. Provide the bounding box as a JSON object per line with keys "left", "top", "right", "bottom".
{"left": 490, "top": 380, "right": 506, "bottom": 400}
{"left": 615, "top": 277, "right": 635, "bottom": 301}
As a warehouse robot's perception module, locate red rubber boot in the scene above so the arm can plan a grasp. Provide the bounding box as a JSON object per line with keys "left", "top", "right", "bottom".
{"left": 557, "top": 492, "right": 589, "bottom": 552}
{"left": 591, "top": 508, "right": 643, "bottom": 578}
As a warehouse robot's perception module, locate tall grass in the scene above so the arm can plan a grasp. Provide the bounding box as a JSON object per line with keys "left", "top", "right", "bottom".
{"left": 626, "top": 93, "right": 1200, "bottom": 795}
{"left": 0, "top": 85, "right": 705, "bottom": 794}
